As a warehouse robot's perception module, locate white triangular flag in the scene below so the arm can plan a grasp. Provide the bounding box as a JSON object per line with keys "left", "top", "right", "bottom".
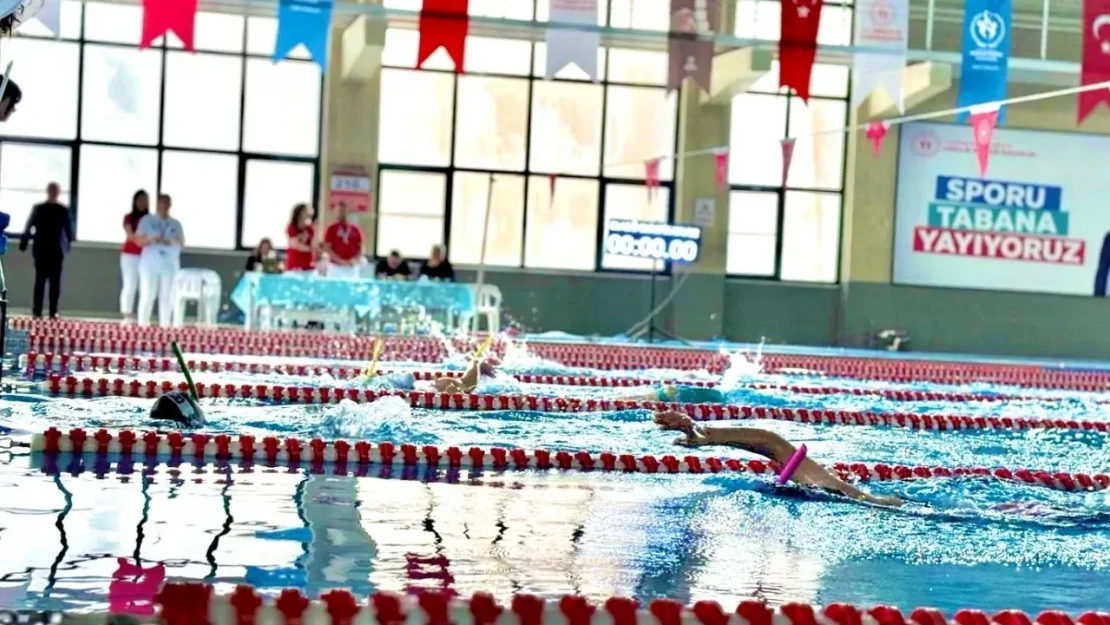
{"left": 35, "top": 0, "right": 61, "bottom": 37}
{"left": 545, "top": 0, "right": 599, "bottom": 81}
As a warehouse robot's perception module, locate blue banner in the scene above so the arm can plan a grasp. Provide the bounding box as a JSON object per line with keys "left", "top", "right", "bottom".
{"left": 957, "top": 0, "right": 1011, "bottom": 123}
{"left": 274, "top": 0, "right": 332, "bottom": 69}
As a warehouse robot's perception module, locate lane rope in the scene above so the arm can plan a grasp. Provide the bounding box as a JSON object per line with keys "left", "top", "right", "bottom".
{"left": 33, "top": 428, "right": 1110, "bottom": 493}
{"left": 40, "top": 375, "right": 1110, "bottom": 435}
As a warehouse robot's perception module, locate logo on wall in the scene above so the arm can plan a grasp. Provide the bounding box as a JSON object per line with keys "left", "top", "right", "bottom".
{"left": 910, "top": 130, "right": 942, "bottom": 157}
{"left": 870, "top": 0, "right": 894, "bottom": 25}
{"left": 911, "top": 176, "right": 1085, "bottom": 265}
{"left": 969, "top": 10, "right": 1006, "bottom": 53}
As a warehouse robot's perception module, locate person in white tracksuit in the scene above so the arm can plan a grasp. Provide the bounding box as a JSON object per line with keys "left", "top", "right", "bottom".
{"left": 134, "top": 194, "right": 184, "bottom": 326}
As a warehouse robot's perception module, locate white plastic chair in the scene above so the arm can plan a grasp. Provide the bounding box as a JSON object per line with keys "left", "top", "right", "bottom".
{"left": 467, "top": 284, "right": 502, "bottom": 333}
{"left": 173, "top": 268, "right": 221, "bottom": 327}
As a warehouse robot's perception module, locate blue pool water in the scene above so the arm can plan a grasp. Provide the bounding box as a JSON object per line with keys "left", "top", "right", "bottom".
{"left": 2, "top": 350, "right": 1110, "bottom": 615}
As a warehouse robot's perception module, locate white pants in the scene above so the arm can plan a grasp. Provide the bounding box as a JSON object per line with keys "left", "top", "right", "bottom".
{"left": 119, "top": 253, "right": 141, "bottom": 316}
{"left": 137, "top": 254, "right": 178, "bottom": 326}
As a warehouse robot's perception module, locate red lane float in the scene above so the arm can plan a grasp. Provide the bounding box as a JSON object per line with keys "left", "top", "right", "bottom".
{"left": 78, "top": 581, "right": 1110, "bottom": 625}
{"left": 39, "top": 375, "right": 1110, "bottom": 434}
{"left": 33, "top": 428, "right": 1110, "bottom": 492}
{"left": 17, "top": 316, "right": 1110, "bottom": 389}
{"left": 23, "top": 351, "right": 1103, "bottom": 402}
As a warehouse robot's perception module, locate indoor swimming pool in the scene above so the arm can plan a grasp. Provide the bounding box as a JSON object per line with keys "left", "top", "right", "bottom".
{"left": 2, "top": 320, "right": 1110, "bottom": 618}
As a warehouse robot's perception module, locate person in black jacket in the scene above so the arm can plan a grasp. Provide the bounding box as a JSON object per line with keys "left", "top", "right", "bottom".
{"left": 19, "top": 182, "right": 74, "bottom": 318}
{"left": 419, "top": 244, "right": 456, "bottom": 282}
{"left": 1096, "top": 232, "right": 1110, "bottom": 297}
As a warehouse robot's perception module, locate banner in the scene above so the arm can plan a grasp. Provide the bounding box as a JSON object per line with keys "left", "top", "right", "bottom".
{"left": 418, "top": 0, "right": 469, "bottom": 72}
{"left": 329, "top": 166, "right": 371, "bottom": 213}
{"left": 274, "top": 0, "right": 333, "bottom": 68}
{"left": 667, "top": 0, "right": 718, "bottom": 92}
{"left": 779, "top": 0, "right": 824, "bottom": 101}
{"left": 851, "top": 0, "right": 908, "bottom": 111}
{"left": 892, "top": 122, "right": 1110, "bottom": 296}
{"left": 956, "top": 0, "right": 1011, "bottom": 123}
{"left": 1079, "top": 0, "right": 1110, "bottom": 123}
{"left": 139, "top": 0, "right": 197, "bottom": 50}
{"left": 546, "top": 0, "right": 598, "bottom": 81}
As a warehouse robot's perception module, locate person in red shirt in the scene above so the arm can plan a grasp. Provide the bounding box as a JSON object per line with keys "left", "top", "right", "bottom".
{"left": 119, "top": 189, "right": 149, "bottom": 323}
{"left": 284, "top": 203, "right": 316, "bottom": 272}
{"left": 323, "top": 201, "right": 365, "bottom": 279}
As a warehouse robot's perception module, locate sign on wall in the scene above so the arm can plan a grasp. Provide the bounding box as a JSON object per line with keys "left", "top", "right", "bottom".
{"left": 605, "top": 219, "right": 702, "bottom": 264}
{"left": 329, "top": 166, "right": 371, "bottom": 214}
{"left": 893, "top": 122, "right": 1110, "bottom": 296}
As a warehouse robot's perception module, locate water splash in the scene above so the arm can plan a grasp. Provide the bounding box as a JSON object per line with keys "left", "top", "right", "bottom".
{"left": 317, "top": 396, "right": 422, "bottom": 441}
{"left": 718, "top": 340, "right": 767, "bottom": 391}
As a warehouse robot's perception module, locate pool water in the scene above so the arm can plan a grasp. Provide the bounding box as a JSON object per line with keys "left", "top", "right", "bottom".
{"left": 3, "top": 347, "right": 1110, "bottom": 615}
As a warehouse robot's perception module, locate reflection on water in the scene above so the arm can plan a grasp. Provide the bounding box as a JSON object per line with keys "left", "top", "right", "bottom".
{"left": 3, "top": 454, "right": 1110, "bottom": 615}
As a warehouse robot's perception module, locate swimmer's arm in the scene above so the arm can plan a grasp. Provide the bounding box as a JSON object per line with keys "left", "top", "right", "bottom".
{"left": 459, "top": 360, "right": 481, "bottom": 392}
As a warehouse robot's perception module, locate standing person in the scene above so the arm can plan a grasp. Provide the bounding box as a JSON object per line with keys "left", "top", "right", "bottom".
{"left": 322, "top": 201, "right": 364, "bottom": 279}
{"left": 376, "top": 249, "right": 412, "bottom": 280}
{"left": 134, "top": 194, "right": 184, "bottom": 326}
{"left": 418, "top": 245, "right": 455, "bottom": 281}
{"left": 0, "top": 79, "right": 20, "bottom": 122}
{"left": 120, "top": 189, "right": 149, "bottom": 324}
{"left": 18, "top": 182, "right": 73, "bottom": 318}
{"left": 285, "top": 203, "right": 315, "bottom": 272}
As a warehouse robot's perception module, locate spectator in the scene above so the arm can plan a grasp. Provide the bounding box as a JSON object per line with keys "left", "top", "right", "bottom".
{"left": 323, "top": 201, "right": 364, "bottom": 279}
{"left": 135, "top": 193, "right": 184, "bottom": 326}
{"left": 285, "top": 203, "right": 315, "bottom": 272}
{"left": 376, "top": 249, "right": 412, "bottom": 280}
{"left": 119, "top": 189, "right": 149, "bottom": 324}
{"left": 419, "top": 244, "right": 455, "bottom": 281}
{"left": 246, "top": 238, "right": 277, "bottom": 272}
{"left": 18, "top": 182, "right": 73, "bottom": 318}
{"left": 0, "top": 79, "right": 20, "bottom": 122}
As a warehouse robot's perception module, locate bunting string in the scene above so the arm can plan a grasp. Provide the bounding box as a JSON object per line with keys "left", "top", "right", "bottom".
{"left": 602, "top": 78, "right": 1110, "bottom": 170}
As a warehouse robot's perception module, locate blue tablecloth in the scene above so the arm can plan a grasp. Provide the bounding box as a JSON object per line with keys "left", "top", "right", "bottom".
{"left": 229, "top": 273, "right": 473, "bottom": 318}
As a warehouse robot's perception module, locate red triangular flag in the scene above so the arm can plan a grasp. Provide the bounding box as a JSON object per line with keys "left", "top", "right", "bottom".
{"left": 969, "top": 108, "right": 998, "bottom": 177}
{"left": 865, "top": 121, "right": 888, "bottom": 157}
{"left": 713, "top": 149, "right": 728, "bottom": 192}
{"left": 1078, "top": 0, "right": 1110, "bottom": 123}
{"left": 140, "top": 0, "right": 198, "bottom": 51}
{"left": 779, "top": 0, "right": 824, "bottom": 102}
{"left": 418, "top": 0, "right": 469, "bottom": 72}
{"left": 645, "top": 158, "right": 661, "bottom": 200}
{"left": 548, "top": 174, "right": 557, "bottom": 208}
{"left": 780, "top": 138, "right": 796, "bottom": 186}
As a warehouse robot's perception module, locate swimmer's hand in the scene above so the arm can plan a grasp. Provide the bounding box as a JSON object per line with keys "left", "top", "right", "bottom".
{"left": 653, "top": 410, "right": 711, "bottom": 447}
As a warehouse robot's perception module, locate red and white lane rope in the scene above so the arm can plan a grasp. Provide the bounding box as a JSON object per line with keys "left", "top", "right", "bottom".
{"left": 23, "top": 352, "right": 1103, "bottom": 402}
{"left": 41, "top": 375, "right": 1110, "bottom": 435}
{"left": 32, "top": 428, "right": 1110, "bottom": 492}
{"left": 18, "top": 316, "right": 1110, "bottom": 388}
{"left": 95, "top": 581, "right": 1110, "bottom": 625}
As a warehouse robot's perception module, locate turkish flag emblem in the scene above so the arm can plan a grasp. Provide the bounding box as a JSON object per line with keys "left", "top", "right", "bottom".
{"left": 1079, "top": 0, "right": 1110, "bottom": 122}
{"left": 779, "top": 0, "right": 824, "bottom": 101}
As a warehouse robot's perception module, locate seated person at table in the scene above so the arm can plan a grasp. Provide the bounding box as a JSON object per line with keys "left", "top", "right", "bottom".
{"left": 375, "top": 249, "right": 412, "bottom": 280}
{"left": 323, "top": 201, "right": 365, "bottom": 279}
{"left": 419, "top": 245, "right": 456, "bottom": 282}
{"left": 285, "top": 203, "right": 316, "bottom": 272}
{"left": 624, "top": 384, "right": 726, "bottom": 405}
{"left": 376, "top": 358, "right": 498, "bottom": 394}
{"left": 246, "top": 238, "right": 280, "bottom": 273}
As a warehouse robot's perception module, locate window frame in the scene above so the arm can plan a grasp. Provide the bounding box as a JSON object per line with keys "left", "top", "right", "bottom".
{"left": 374, "top": 1, "right": 680, "bottom": 276}
{"left": 0, "top": 3, "right": 323, "bottom": 253}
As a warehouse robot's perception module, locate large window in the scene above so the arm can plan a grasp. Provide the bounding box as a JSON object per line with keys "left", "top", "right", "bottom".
{"left": 376, "top": 0, "right": 679, "bottom": 273}
{"left": 0, "top": 2, "right": 322, "bottom": 251}
{"left": 726, "top": 0, "right": 851, "bottom": 283}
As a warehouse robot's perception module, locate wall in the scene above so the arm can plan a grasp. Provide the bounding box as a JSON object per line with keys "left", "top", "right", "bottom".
{"left": 838, "top": 82, "right": 1110, "bottom": 358}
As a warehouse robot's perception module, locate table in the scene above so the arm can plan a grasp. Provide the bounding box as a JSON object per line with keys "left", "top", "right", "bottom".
{"left": 229, "top": 273, "right": 474, "bottom": 331}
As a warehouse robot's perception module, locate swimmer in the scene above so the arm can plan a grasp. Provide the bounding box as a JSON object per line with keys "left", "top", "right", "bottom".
{"left": 371, "top": 358, "right": 500, "bottom": 395}
{"left": 628, "top": 384, "right": 726, "bottom": 405}
{"left": 653, "top": 410, "right": 903, "bottom": 507}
